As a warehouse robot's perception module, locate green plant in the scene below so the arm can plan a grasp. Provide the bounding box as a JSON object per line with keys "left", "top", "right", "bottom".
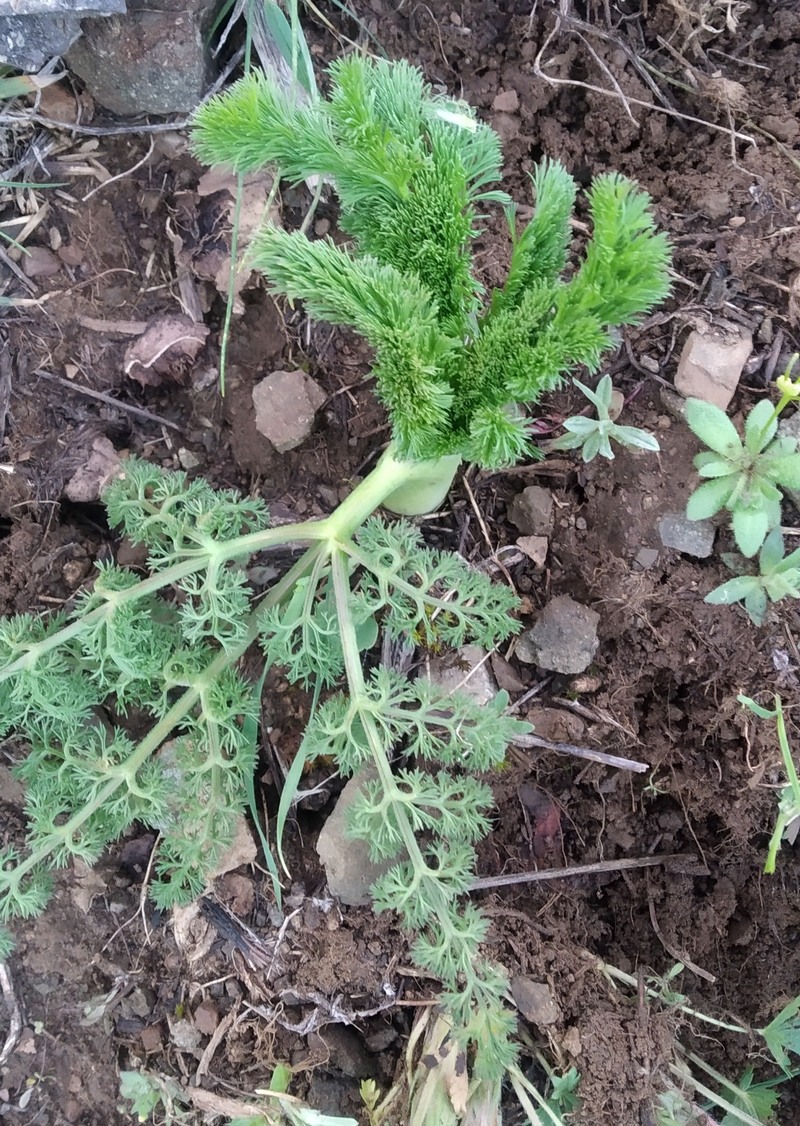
{"left": 705, "top": 529, "right": 800, "bottom": 625}
{"left": 684, "top": 356, "right": 800, "bottom": 558}
{"left": 547, "top": 373, "right": 660, "bottom": 460}
{"left": 0, "top": 56, "right": 670, "bottom": 1086}
{"left": 738, "top": 694, "right": 800, "bottom": 873}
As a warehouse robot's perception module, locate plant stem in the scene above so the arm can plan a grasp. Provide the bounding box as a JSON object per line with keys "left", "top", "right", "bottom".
{"left": 598, "top": 961, "right": 751, "bottom": 1036}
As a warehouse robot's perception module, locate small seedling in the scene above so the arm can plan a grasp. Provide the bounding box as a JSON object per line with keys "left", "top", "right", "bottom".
{"left": 548, "top": 373, "right": 660, "bottom": 461}
{"left": 685, "top": 356, "right": 800, "bottom": 558}
{"left": 705, "top": 529, "right": 800, "bottom": 625}
{"left": 738, "top": 694, "right": 800, "bottom": 873}
{"left": 0, "top": 56, "right": 670, "bottom": 1092}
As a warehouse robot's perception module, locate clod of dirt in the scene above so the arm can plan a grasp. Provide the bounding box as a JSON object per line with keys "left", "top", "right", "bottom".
{"left": 516, "top": 596, "right": 600, "bottom": 674}
{"left": 252, "top": 369, "right": 326, "bottom": 453}
{"left": 124, "top": 315, "right": 210, "bottom": 387}
{"left": 508, "top": 485, "right": 554, "bottom": 536}
{"left": 427, "top": 643, "right": 498, "bottom": 705}
{"left": 22, "top": 246, "right": 61, "bottom": 278}
{"left": 658, "top": 511, "right": 716, "bottom": 557}
{"left": 316, "top": 766, "right": 399, "bottom": 906}
{"left": 64, "top": 436, "right": 121, "bottom": 502}
{"left": 510, "top": 976, "right": 561, "bottom": 1027}
{"left": 674, "top": 320, "right": 752, "bottom": 409}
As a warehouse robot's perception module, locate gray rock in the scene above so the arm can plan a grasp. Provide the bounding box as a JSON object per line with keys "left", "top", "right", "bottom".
{"left": 658, "top": 512, "right": 716, "bottom": 558}
{"left": 427, "top": 643, "right": 497, "bottom": 706}
{"left": 516, "top": 596, "right": 599, "bottom": 674}
{"left": 634, "top": 546, "right": 659, "bottom": 571}
{"left": 508, "top": 485, "right": 554, "bottom": 536}
{"left": 316, "top": 767, "right": 398, "bottom": 907}
{"left": 674, "top": 321, "right": 752, "bottom": 410}
{"left": 511, "top": 976, "right": 561, "bottom": 1027}
{"left": 0, "top": 0, "right": 123, "bottom": 70}
{"left": 252, "top": 369, "right": 326, "bottom": 453}
{"left": 66, "top": 0, "right": 219, "bottom": 115}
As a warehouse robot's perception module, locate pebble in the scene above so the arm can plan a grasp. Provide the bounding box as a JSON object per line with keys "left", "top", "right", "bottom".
{"left": 316, "top": 766, "right": 399, "bottom": 906}
{"left": 252, "top": 369, "right": 326, "bottom": 453}
{"left": 516, "top": 596, "right": 600, "bottom": 674}
{"left": 511, "top": 977, "right": 561, "bottom": 1027}
{"left": 508, "top": 485, "right": 554, "bottom": 536}
{"left": 658, "top": 512, "right": 716, "bottom": 558}
{"left": 674, "top": 321, "right": 752, "bottom": 410}
{"left": 427, "top": 644, "right": 497, "bottom": 706}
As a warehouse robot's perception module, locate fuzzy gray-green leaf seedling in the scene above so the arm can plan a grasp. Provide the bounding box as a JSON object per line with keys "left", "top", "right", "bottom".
{"left": 685, "top": 356, "right": 800, "bottom": 558}
{"left": 549, "top": 373, "right": 660, "bottom": 461}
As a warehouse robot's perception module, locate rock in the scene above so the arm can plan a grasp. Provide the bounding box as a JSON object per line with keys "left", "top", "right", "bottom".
{"left": 316, "top": 767, "right": 398, "bottom": 907}
{"left": 0, "top": 0, "right": 124, "bottom": 70}
{"left": 66, "top": 0, "right": 219, "bottom": 115}
{"left": 508, "top": 485, "right": 554, "bottom": 536}
{"left": 525, "top": 706, "right": 585, "bottom": 743}
{"left": 22, "top": 246, "right": 61, "bottom": 278}
{"left": 634, "top": 546, "right": 660, "bottom": 571}
{"left": 64, "top": 436, "right": 121, "bottom": 502}
{"left": 427, "top": 643, "right": 497, "bottom": 706}
{"left": 674, "top": 321, "right": 752, "bottom": 410}
{"left": 516, "top": 535, "right": 548, "bottom": 566}
{"left": 516, "top": 596, "right": 599, "bottom": 674}
{"left": 252, "top": 369, "right": 326, "bottom": 453}
{"left": 492, "top": 88, "right": 519, "bottom": 113}
{"left": 658, "top": 512, "right": 715, "bottom": 558}
{"left": 510, "top": 977, "right": 561, "bottom": 1027}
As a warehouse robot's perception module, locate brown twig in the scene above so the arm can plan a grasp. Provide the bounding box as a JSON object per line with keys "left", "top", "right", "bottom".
{"left": 469, "top": 852, "right": 688, "bottom": 891}
{"left": 35, "top": 370, "right": 181, "bottom": 431}
{"left": 513, "top": 731, "right": 648, "bottom": 773}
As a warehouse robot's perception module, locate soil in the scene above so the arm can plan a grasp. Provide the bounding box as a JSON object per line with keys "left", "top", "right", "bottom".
{"left": 2, "top": 3, "right": 800, "bottom": 1125}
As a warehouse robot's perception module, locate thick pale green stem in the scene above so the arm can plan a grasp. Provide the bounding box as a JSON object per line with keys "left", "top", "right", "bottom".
{"left": 381, "top": 453, "right": 462, "bottom": 517}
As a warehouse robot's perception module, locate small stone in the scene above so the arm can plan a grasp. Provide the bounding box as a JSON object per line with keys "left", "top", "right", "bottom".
{"left": 639, "top": 354, "right": 660, "bottom": 374}
{"left": 193, "top": 1000, "right": 219, "bottom": 1036}
{"left": 575, "top": 516, "right": 587, "bottom": 532}
{"left": 608, "top": 388, "right": 625, "bottom": 421}
{"left": 178, "top": 447, "right": 201, "bottom": 470}
{"left": 562, "top": 1026, "right": 582, "bottom": 1056}
{"left": 64, "top": 437, "right": 121, "bottom": 503}
{"left": 511, "top": 977, "right": 561, "bottom": 1027}
{"left": 659, "top": 386, "right": 687, "bottom": 422}
{"left": 634, "top": 547, "right": 659, "bottom": 571}
{"left": 516, "top": 534, "right": 548, "bottom": 566}
{"left": 525, "top": 706, "right": 585, "bottom": 743}
{"left": 508, "top": 485, "right": 554, "bottom": 536}
{"left": 314, "top": 217, "right": 330, "bottom": 236}
{"left": 656, "top": 415, "right": 672, "bottom": 430}
{"left": 317, "top": 767, "right": 400, "bottom": 906}
{"left": 427, "top": 643, "right": 497, "bottom": 706}
{"left": 492, "top": 88, "right": 519, "bottom": 113}
{"left": 140, "top": 1024, "right": 163, "bottom": 1053}
{"left": 490, "top": 653, "right": 525, "bottom": 693}
{"left": 517, "top": 596, "right": 600, "bottom": 674}
{"left": 658, "top": 512, "right": 715, "bottom": 558}
{"left": 674, "top": 321, "right": 752, "bottom": 410}
{"left": 22, "top": 246, "right": 61, "bottom": 278}
{"left": 62, "top": 558, "right": 90, "bottom": 588}
{"left": 252, "top": 369, "right": 326, "bottom": 453}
